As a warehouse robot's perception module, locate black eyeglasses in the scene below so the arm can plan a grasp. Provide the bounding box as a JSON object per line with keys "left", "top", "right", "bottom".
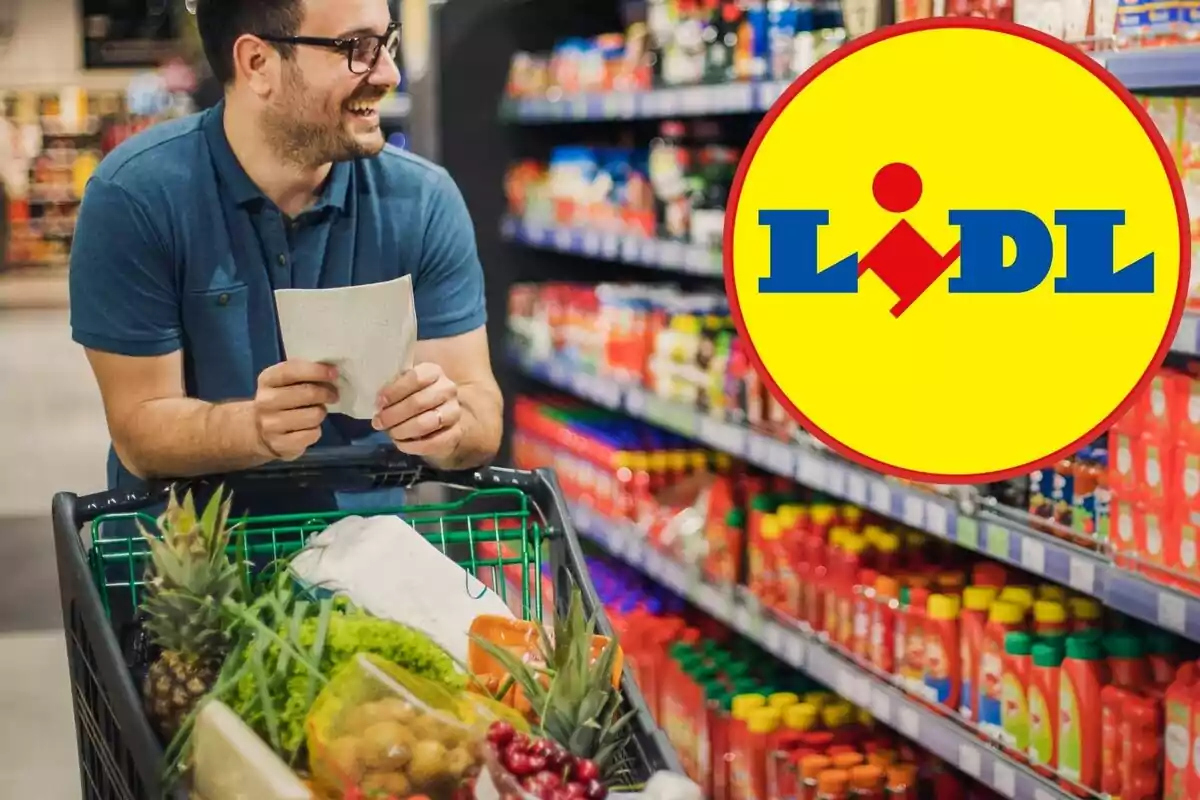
{"left": 256, "top": 22, "right": 400, "bottom": 75}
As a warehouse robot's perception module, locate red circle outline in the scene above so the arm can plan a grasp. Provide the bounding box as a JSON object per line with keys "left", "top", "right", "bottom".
{"left": 722, "top": 17, "right": 1192, "bottom": 485}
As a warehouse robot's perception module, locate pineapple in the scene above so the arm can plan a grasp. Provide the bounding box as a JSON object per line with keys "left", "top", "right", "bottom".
{"left": 472, "top": 589, "right": 636, "bottom": 780}
{"left": 139, "top": 486, "right": 242, "bottom": 740}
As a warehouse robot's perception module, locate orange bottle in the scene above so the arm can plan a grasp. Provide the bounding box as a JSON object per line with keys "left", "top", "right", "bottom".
{"left": 924, "top": 593, "right": 962, "bottom": 711}
{"left": 958, "top": 586, "right": 997, "bottom": 723}
{"left": 1057, "top": 634, "right": 1104, "bottom": 793}
{"left": 831, "top": 752, "right": 865, "bottom": 772}
{"left": 885, "top": 763, "right": 919, "bottom": 800}
{"left": 1105, "top": 632, "right": 1150, "bottom": 689}
{"left": 798, "top": 755, "right": 832, "bottom": 800}
{"left": 977, "top": 600, "right": 1025, "bottom": 740}
{"left": 816, "top": 769, "right": 851, "bottom": 800}
{"left": 899, "top": 586, "right": 930, "bottom": 695}
{"left": 838, "top": 535, "right": 867, "bottom": 649}
{"left": 1028, "top": 639, "right": 1064, "bottom": 777}
{"left": 1164, "top": 664, "right": 1198, "bottom": 800}
{"left": 853, "top": 568, "right": 879, "bottom": 662}
{"left": 870, "top": 575, "right": 900, "bottom": 675}
{"left": 849, "top": 764, "right": 885, "bottom": 799}
{"left": 736, "top": 707, "right": 781, "bottom": 800}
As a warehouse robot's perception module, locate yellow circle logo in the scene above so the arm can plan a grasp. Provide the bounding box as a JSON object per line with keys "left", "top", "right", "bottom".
{"left": 725, "top": 19, "right": 1189, "bottom": 484}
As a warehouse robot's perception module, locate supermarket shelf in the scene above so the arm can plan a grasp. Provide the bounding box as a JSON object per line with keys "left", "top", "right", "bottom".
{"left": 1101, "top": 45, "right": 1200, "bottom": 91}
{"left": 569, "top": 502, "right": 1074, "bottom": 800}
{"left": 1172, "top": 312, "right": 1200, "bottom": 356}
{"left": 500, "top": 216, "right": 722, "bottom": 277}
{"left": 498, "top": 81, "right": 791, "bottom": 122}
{"left": 512, "top": 345, "right": 1200, "bottom": 642}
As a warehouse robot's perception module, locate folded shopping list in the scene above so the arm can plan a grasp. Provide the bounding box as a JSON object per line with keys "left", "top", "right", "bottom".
{"left": 274, "top": 275, "right": 417, "bottom": 420}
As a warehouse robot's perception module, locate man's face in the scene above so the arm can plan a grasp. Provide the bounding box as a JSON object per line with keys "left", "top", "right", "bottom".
{"left": 263, "top": 0, "right": 401, "bottom": 165}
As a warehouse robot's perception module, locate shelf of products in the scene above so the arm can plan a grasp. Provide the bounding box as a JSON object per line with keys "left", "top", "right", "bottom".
{"left": 510, "top": 340, "right": 1200, "bottom": 641}
{"left": 511, "top": 393, "right": 1191, "bottom": 800}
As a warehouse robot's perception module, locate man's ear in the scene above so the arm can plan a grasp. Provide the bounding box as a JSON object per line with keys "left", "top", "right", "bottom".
{"left": 232, "top": 34, "right": 279, "bottom": 98}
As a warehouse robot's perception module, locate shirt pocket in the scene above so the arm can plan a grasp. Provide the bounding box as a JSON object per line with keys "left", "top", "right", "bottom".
{"left": 181, "top": 283, "right": 257, "bottom": 402}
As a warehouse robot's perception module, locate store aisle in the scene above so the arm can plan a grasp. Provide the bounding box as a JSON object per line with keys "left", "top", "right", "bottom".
{"left": 0, "top": 308, "right": 109, "bottom": 800}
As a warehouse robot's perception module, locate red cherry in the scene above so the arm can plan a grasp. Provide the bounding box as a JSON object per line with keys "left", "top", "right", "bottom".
{"left": 565, "top": 782, "right": 588, "bottom": 798}
{"left": 549, "top": 790, "right": 573, "bottom": 800}
{"left": 488, "top": 721, "right": 516, "bottom": 746}
{"left": 539, "top": 771, "right": 562, "bottom": 790}
{"left": 584, "top": 779, "right": 607, "bottom": 800}
{"left": 527, "top": 755, "right": 548, "bottom": 773}
{"left": 572, "top": 759, "right": 600, "bottom": 783}
{"left": 507, "top": 751, "right": 534, "bottom": 776}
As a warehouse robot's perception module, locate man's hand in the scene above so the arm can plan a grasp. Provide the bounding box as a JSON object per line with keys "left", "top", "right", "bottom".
{"left": 372, "top": 362, "right": 463, "bottom": 461}
{"left": 253, "top": 360, "right": 339, "bottom": 461}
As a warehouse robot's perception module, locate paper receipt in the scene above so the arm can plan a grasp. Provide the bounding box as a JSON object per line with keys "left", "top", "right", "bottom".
{"left": 274, "top": 275, "right": 417, "bottom": 420}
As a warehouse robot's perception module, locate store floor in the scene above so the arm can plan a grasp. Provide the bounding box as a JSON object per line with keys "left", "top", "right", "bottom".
{"left": 0, "top": 308, "right": 110, "bottom": 800}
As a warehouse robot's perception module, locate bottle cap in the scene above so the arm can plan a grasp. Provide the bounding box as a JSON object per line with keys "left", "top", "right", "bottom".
{"left": 803, "top": 691, "right": 832, "bottom": 709}
{"left": 867, "top": 750, "right": 896, "bottom": 768}
{"left": 1005, "top": 631, "right": 1034, "bottom": 656}
{"left": 998, "top": 586, "right": 1035, "bottom": 609}
{"left": 1104, "top": 631, "right": 1145, "bottom": 660}
{"left": 761, "top": 514, "right": 782, "bottom": 540}
{"left": 887, "top": 763, "right": 918, "bottom": 788}
{"left": 817, "top": 769, "right": 850, "bottom": 794}
{"left": 988, "top": 600, "right": 1025, "bottom": 625}
{"left": 876, "top": 532, "right": 901, "bottom": 553}
{"left": 799, "top": 754, "right": 832, "bottom": 780}
{"left": 937, "top": 570, "right": 966, "bottom": 590}
{"left": 1145, "top": 629, "right": 1178, "bottom": 656}
{"left": 777, "top": 504, "right": 806, "bottom": 528}
{"left": 832, "top": 752, "right": 864, "bottom": 770}
{"left": 731, "top": 693, "right": 767, "bottom": 719}
{"left": 725, "top": 508, "right": 745, "bottom": 527}
{"left": 898, "top": 586, "right": 911, "bottom": 607}
{"left": 750, "top": 494, "right": 776, "bottom": 512}
{"left": 1065, "top": 634, "right": 1103, "bottom": 661}
{"left": 811, "top": 504, "right": 836, "bottom": 524}
{"left": 822, "top": 702, "right": 852, "bottom": 728}
{"left": 962, "top": 585, "right": 998, "bottom": 612}
{"left": 784, "top": 702, "right": 818, "bottom": 731}
{"left": 1037, "top": 585, "right": 1067, "bottom": 602}
{"left": 875, "top": 575, "right": 900, "bottom": 598}
{"left": 1034, "top": 600, "right": 1067, "bottom": 625}
{"left": 768, "top": 691, "right": 799, "bottom": 709}
{"left": 746, "top": 706, "right": 782, "bottom": 734}
{"left": 859, "top": 568, "right": 880, "bottom": 588}
{"left": 1032, "top": 641, "right": 1065, "bottom": 668}
{"left": 1068, "top": 596, "right": 1102, "bottom": 621}
{"left": 927, "top": 593, "right": 962, "bottom": 620}
{"left": 851, "top": 764, "right": 885, "bottom": 789}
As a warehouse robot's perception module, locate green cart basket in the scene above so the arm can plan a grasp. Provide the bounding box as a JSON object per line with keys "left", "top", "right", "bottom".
{"left": 52, "top": 446, "right": 680, "bottom": 799}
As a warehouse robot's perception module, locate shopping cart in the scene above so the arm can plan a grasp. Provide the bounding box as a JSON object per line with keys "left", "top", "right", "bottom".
{"left": 52, "top": 446, "right": 680, "bottom": 800}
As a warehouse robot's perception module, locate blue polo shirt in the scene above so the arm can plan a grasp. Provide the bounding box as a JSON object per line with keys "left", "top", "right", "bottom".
{"left": 69, "top": 102, "right": 487, "bottom": 512}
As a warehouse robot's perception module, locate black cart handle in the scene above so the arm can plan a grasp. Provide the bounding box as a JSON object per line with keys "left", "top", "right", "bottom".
{"left": 70, "top": 445, "right": 537, "bottom": 521}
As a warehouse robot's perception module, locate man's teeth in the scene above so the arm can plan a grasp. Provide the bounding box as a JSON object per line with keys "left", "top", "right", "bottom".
{"left": 347, "top": 100, "right": 379, "bottom": 113}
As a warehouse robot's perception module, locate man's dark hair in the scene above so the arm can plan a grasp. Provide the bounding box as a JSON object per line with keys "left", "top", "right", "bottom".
{"left": 194, "top": 0, "right": 306, "bottom": 85}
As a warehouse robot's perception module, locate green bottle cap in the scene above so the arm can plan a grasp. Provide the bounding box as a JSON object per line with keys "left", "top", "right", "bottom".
{"left": 669, "top": 642, "right": 693, "bottom": 659}
{"left": 750, "top": 493, "right": 777, "bottom": 512}
{"left": 1145, "top": 629, "right": 1178, "bottom": 656}
{"left": 899, "top": 587, "right": 911, "bottom": 606}
{"left": 1065, "top": 635, "right": 1103, "bottom": 661}
{"left": 1004, "top": 631, "right": 1034, "bottom": 656}
{"left": 1032, "top": 641, "right": 1065, "bottom": 668}
{"left": 1104, "top": 632, "right": 1144, "bottom": 660}
{"left": 726, "top": 508, "right": 746, "bottom": 527}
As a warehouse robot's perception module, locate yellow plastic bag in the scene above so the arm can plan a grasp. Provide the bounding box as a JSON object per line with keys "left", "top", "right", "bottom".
{"left": 306, "top": 653, "right": 527, "bottom": 800}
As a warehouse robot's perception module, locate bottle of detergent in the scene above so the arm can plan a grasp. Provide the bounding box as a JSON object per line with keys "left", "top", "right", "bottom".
{"left": 978, "top": 600, "right": 1025, "bottom": 741}
{"left": 1028, "top": 639, "right": 1065, "bottom": 777}
{"left": 924, "top": 593, "right": 962, "bottom": 711}
{"left": 1057, "top": 634, "right": 1104, "bottom": 792}
{"left": 1001, "top": 632, "right": 1033, "bottom": 757}
{"left": 958, "top": 585, "right": 997, "bottom": 722}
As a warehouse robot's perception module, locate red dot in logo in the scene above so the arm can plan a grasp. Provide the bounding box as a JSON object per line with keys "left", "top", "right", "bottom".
{"left": 873, "top": 162, "right": 923, "bottom": 213}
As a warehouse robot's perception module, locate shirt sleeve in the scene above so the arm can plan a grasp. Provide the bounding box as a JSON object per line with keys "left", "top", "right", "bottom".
{"left": 413, "top": 168, "right": 488, "bottom": 340}
{"left": 69, "top": 177, "right": 182, "bottom": 356}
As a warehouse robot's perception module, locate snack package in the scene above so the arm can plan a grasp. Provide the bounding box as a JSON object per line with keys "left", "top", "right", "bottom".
{"left": 306, "top": 653, "right": 527, "bottom": 800}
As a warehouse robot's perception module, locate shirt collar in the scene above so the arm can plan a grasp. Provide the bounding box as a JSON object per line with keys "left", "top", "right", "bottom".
{"left": 202, "top": 100, "right": 351, "bottom": 214}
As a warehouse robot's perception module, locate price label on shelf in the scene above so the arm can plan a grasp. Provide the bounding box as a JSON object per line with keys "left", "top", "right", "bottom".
{"left": 547, "top": 360, "right": 569, "bottom": 387}
{"left": 762, "top": 619, "right": 785, "bottom": 657}
{"left": 869, "top": 481, "right": 892, "bottom": 515}
{"left": 525, "top": 222, "right": 547, "bottom": 245}
{"left": 1158, "top": 591, "right": 1188, "bottom": 634}
{"left": 957, "top": 516, "right": 980, "bottom": 550}
{"left": 785, "top": 630, "right": 806, "bottom": 666}
{"left": 986, "top": 524, "right": 1011, "bottom": 561}
{"left": 1020, "top": 537, "right": 1046, "bottom": 575}
{"left": 898, "top": 706, "right": 920, "bottom": 739}
{"left": 869, "top": 687, "right": 892, "bottom": 723}
{"left": 625, "top": 387, "right": 646, "bottom": 416}
{"left": 601, "top": 233, "right": 620, "bottom": 258}
{"left": 991, "top": 763, "right": 1016, "bottom": 798}
{"left": 554, "top": 227, "right": 573, "bottom": 250}
{"left": 656, "top": 90, "right": 679, "bottom": 115}
{"left": 926, "top": 501, "right": 949, "bottom": 537}
{"left": 684, "top": 247, "right": 711, "bottom": 273}
{"left": 957, "top": 744, "right": 982, "bottom": 779}
{"left": 902, "top": 495, "right": 924, "bottom": 528}
{"left": 700, "top": 417, "right": 746, "bottom": 457}
{"left": 639, "top": 240, "right": 659, "bottom": 264}
{"left": 796, "top": 453, "right": 827, "bottom": 490}
{"left": 766, "top": 441, "right": 794, "bottom": 475}
{"left": 847, "top": 473, "right": 868, "bottom": 506}
{"left": 659, "top": 240, "right": 685, "bottom": 267}
{"left": 824, "top": 464, "right": 846, "bottom": 496}
{"left": 1068, "top": 557, "right": 1096, "bottom": 595}
{"left": 581, "top": 231, "right": 601, "bottom": 254}
{"left": 619, "top": 236, "right": 640, "bottom": 262}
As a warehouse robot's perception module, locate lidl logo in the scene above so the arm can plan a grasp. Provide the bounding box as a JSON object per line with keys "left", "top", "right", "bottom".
{"left": 725, "top": 18, "right": 1189, "bottom": 483}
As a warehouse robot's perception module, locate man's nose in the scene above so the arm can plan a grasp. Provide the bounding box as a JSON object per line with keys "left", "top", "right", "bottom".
{"left": 369, "top": 48, "right": 402, "bottom": 88}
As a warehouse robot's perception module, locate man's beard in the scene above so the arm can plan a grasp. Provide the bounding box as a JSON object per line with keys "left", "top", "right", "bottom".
{"left": 262, "top": 67, "right": 385, "bottom": 167}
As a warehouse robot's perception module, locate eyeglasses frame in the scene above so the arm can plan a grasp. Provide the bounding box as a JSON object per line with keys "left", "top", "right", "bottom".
{"left": 254, "top": 21, "right": 401, "bottom": 75}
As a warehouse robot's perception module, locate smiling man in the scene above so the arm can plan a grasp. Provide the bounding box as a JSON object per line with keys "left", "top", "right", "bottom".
{"left": 69, "top": 0, "right": 502, "bottom": 506}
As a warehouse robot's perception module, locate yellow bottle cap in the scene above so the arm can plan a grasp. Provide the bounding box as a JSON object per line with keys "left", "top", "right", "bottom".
{"left": 690, "top": 452, "right": 709, "bottom": 471}
{"left": 988, "top": 600, "right": 1025, "bottom": 625}
{"left": 962, "top": 586, "right": 998, "bottom": 612}
{"left": 857, "top": 706, "right": 874, "bottom": 726}
{"left": 905, "top": 532, "right": 927, "bottom": 549}
{"left": 812, "top": 505, "right": 836, "bottom": 525}
{"left": 1034, "top": 600, "right": 1067, "bottom": 625}
{"left": 762, "top": 514, "right": 782, "bottom": 540}
{"left": 843, "top": 535, "right": 867, "bottom": 555}
{"left": 822, "top": 702, "right": 853, "bottom": 728}
{"left": 768, "top": 691, "right": 799, "bottom": 709}
{"left": 842, "top": 506, "right": 863, "bottom": 524}
{"left": 746, "top": 706, "right": 782, "bottom": 734}
{"left": 1069, "top": 597, "right": 1102, "bottom": 621}
{"left": 862, "top": 524, "right": 886, "bottom": 545}
{"left": 627, "top": 453, "right": 648, "bottom": 470}
{"left": 927, "top": 593, "right": 962, "bottom": 620}
{"left": 713, "top": 453, "right": 732, "bottom": 471}
{"left": 1037, "top": 585, "right": 1067, "bottom": 602}
{"left": 777, "top": 504, "right": 806, "bottom": 528}
{"left": 731, "top": 693, "right": 767, "bottom": 720}
{"left": 998, "top": 586, "right": 1034, "bottom": 609}
{"left": 784, "top": 702, "right": 819, "bottom": 731}
{"left": 875, "top": 532, "right": 901, "bottom": 553}
{"left": 803, "top": 691, "right": 832, "bottom": 710}
{"left": 829, "top": 526, "right": 852, "bottom": 548}
{"left": 647, "top": 452, "right": 668, "bottom": 471}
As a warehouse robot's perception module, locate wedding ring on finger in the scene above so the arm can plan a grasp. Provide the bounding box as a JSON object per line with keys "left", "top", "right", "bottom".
{"left": 434, "top": 406, "right": 444, "bottom": 431}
